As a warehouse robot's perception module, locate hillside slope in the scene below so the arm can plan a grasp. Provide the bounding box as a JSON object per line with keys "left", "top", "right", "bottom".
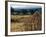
{"left": 11, "top": 12, "right": 42, "bottom": 32}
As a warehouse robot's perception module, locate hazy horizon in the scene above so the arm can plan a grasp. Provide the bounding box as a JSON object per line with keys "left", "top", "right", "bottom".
{"left": 11, "top": 4, "right": 41, "bottom": 9}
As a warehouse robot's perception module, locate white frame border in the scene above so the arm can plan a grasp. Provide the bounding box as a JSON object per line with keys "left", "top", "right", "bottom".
{"left": 7, "top": 2, "right": 44, "bottom": 35}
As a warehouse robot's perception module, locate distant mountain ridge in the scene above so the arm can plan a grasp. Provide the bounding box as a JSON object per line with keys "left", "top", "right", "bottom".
{"left": 11, "top": 7, "right": 42, "bottom": 15}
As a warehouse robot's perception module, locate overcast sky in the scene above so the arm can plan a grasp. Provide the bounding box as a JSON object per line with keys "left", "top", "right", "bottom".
{"left": 11, "top": 4, "right": 41, "bottom": 9}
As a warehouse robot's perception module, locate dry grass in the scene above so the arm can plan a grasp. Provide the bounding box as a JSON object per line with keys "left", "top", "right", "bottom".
{"left": 11, "top": 23, "right": 25, "bottom": 32}
{"left": 11, "top": 13, "right": 42, "bottom": 32}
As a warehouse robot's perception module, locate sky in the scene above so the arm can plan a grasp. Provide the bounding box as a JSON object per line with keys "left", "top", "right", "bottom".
{"left": 11, "top": 4, "right": 41, "bottom": 9}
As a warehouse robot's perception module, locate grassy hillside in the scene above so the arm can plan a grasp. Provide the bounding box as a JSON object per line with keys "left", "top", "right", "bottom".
{"left": 11, "top": 12, "right": 42, "bottom": 32}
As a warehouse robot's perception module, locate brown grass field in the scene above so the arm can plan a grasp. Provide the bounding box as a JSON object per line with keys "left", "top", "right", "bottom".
{"left": 11, "top": 12, "right": 42, "bottom": 32}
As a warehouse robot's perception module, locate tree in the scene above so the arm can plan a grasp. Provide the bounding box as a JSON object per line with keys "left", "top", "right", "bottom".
{"left": 29, "top": 9, "right": 34, "bottom": 15}
{"left": 22, "top": 9, "right": 27, "bottom": 15}
{"left": 11, "top": 7, "right": 15, "bottom": 15}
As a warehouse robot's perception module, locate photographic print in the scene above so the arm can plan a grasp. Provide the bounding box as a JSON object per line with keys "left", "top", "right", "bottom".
{"left": 11, "top": 3, "right": 42, "bottom": 32}
{"left": 5, "top": 1, "right": 45, "bottom": 36}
